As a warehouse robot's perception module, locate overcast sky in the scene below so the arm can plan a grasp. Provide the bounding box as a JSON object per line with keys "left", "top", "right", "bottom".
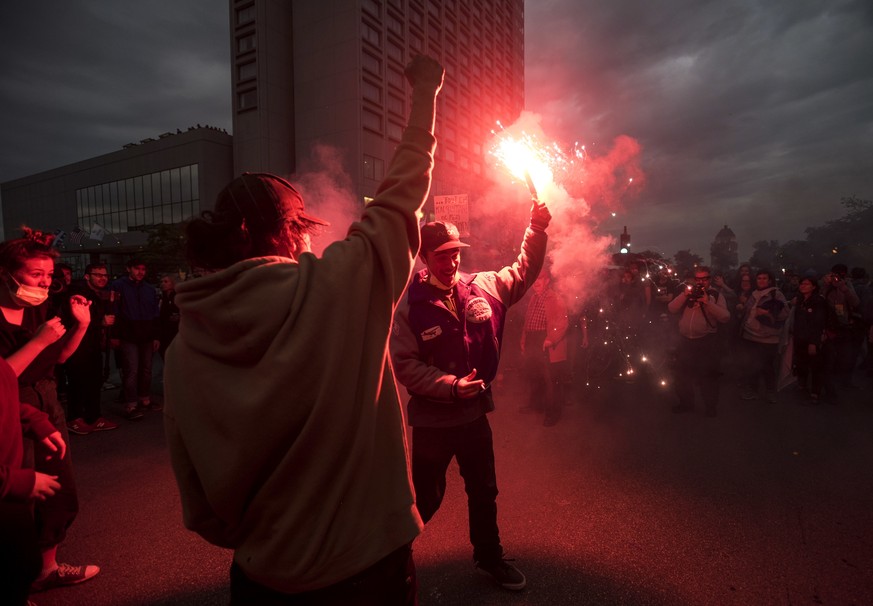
{"left": 1, "top": 1, "right": 871, "bottom": 260}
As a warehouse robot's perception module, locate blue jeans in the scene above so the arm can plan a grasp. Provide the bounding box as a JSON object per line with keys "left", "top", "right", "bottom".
{"left": 120, "top": 340, "right": 154, "bottom": 405}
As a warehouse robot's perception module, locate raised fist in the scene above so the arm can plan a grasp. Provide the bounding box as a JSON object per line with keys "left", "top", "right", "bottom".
{"left": 530, "top": 200, "right": 551, "bottom": 232}
{"left": 404, "top": 55, "right": 445, "bottom": 94}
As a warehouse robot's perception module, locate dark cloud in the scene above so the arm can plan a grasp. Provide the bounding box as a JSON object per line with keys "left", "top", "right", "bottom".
{"left": 525, "top": 0, "right": 873, "bottom": 259}
{"left": 0, "top": 1, "right": 230, "bottom": 183}
{"left": 1, "top": 1, "right": 871, "bottom": 261}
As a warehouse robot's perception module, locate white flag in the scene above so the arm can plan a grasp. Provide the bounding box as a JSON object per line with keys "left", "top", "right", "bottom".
{"left": 90, "top": 222, "right": 106, "bottom": 242}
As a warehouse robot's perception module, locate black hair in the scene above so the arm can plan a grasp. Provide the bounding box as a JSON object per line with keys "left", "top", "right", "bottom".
{"left": 185, "top": 209, "right": 311, "bottom": 270}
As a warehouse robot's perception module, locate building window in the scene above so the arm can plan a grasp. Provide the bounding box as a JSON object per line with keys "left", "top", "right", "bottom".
{"left": 445, "top": 35, "right": 456, "bottom": 56}
{"left": 75, "top": 164, "right": 200, "bottom": 233}
{"left": 362, "top": 79, "right": 382, "bottom": 104}
{"left": 363, "top": 154, "right": 385, "bottom": 180}
{"left": 362, "top": 0, "right": 381, "bottom": 18}
{"left": 387, "top": 11, "right": 404, "bottom": 37}
{"left": 387, "top": 121, "right": 403, "bottom": 141}
{"left": 362, "top": 51, "right": 382, "bottom": 76}
{"left": 428, "top": 23, "right": 441, "bottom": 48}
{"left": 409, "top": 32, "right": 423, "bottom": 53}
{"left": 362, "top": 108, "right": 383, "bottom": 133}
{"left": 236, "top": 4, "right": 256, "bottom": 25}
{"left": 238, "top": 61, "right": 257, "bottom": 81}
{"left": 237, "top": 33, "right": 256, "bottom": 54}
{"left": 428, "top": 0, "right": 440, "bottom": 19}
{"left": 387, "top": 94, "right": 404, "bottom": 116}
{"left": 362, "top": 21, "right": 382, "bottom": 49}
{"left": 409, "top": 6, "right": 423, "bottom": 28}
{"left": 386, "top": 38, "right": 404, "bottom": 64}
{"left": 387, "top": 66, "right": 404, "bottom": 90}
{"left": 238, "top": 89, "right": 257, "bottom": 111}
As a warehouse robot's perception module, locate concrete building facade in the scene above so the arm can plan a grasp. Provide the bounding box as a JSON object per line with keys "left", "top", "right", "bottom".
{"left": 0, "top": 127, "right": 232, "bottom": 273}
{"left": 231, "top": 0, "right": 525, "bottom": 209}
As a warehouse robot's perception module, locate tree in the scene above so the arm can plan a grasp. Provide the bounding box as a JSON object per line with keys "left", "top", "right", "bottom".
{"left": 778, "top": 239, "right": 819, "bottom": 275}
{"left": 749, "top": 240, "right": 781, "bottom": 271}
{"left": 672, "top": 249, "right": 704, "bottom": 278}
{"left": 139, "top": 224, "right": 187, "bottom": 279}
{"left": 802, "top": 196, "right": 873, "bottom": 272}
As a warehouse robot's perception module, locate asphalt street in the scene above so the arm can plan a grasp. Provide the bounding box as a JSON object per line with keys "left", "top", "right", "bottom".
{"left": 31, "top": 353, "right": 873, "bottom": 606}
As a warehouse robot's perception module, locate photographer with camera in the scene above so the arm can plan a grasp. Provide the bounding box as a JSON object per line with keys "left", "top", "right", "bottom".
{"left": 667, "top": 267, "right": 731, "bottom": 416}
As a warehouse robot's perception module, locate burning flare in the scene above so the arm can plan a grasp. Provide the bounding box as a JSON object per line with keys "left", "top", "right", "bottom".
{"left": 488, "top": 121, "right": 583, "bottom": 199}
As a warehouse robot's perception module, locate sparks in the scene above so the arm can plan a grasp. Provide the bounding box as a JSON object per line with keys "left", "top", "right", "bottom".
{"left": 488, "top": 122, "right": 583, "bottom": 197}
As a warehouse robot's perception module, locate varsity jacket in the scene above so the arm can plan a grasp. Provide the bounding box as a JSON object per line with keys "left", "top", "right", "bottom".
{"left": 391, "top": 224, "right": 547, "bottom": 428}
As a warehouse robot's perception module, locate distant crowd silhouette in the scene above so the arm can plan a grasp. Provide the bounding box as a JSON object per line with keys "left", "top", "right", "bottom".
{"left": 545, "top": 259, "right": 873, "bottom": 416}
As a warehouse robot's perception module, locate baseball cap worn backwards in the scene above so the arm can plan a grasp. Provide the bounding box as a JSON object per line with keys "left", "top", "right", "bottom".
{"left": 420, "top": 221, "right": 470, "bottom": 253}
{"left": 217, "top": 172, "right": 329, "bottom": 228}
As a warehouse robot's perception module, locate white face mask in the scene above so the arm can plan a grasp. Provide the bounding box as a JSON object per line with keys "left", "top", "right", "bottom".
{"left": 427, "top": 271, "right": 457, "bottom": 290}
{"left": 8, "top": 276, "right": 49, "bottom": 307}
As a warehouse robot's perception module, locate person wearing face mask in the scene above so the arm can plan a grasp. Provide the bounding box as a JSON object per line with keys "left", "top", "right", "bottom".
{"left": 0, "top": 227, "right": 100, "bottom": 594}
{"left": 390, "top": 201, "right": 550, "bottom": 592}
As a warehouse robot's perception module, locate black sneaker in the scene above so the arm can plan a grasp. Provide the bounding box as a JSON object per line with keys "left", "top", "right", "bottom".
{"left": 474, "top": 558, "right": 526, "bottom": 591}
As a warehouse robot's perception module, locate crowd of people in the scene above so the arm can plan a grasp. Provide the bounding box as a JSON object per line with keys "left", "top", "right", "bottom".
{"left": 563, "top": 259, "right": 873, "bottom": 417}
{"left": 2, "top": 52, "right": 871, "bottom": 606}
{"left": 1, "top": 244, "right": 179, "bottom": 604}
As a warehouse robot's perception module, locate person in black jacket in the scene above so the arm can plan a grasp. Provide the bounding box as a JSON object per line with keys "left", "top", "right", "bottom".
{"left": 792, "top": 276, "right": 828, "bottom": 402}
{"left": 62, "top": 263, "right": 118, "bottom": 433}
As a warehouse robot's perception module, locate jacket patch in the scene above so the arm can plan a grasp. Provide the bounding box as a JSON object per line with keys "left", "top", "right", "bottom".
{"left": 421, "top": 325, "right": 443, "bottom": 341}
{"left": 465, "top": 297, "right": 492, "bottom": 323}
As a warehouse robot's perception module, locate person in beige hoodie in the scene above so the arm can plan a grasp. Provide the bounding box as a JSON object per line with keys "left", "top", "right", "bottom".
{"left": 164, "top": 55, "right": 444, "bottom": 605}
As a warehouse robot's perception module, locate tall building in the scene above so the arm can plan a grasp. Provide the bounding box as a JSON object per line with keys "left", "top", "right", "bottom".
{"left": 230, "top": 0, "right": 525, "bottom": 208}
{"left": 1, "top": 1, "right": 525, "bottom": 271}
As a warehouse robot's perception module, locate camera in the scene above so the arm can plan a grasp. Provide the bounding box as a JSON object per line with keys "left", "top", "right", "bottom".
{"left": 686, "top": 284, "right": 707, "bottom": 307}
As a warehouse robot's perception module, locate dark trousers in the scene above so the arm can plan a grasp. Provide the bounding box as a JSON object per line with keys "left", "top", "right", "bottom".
{"left": 120, "top": 340, "right": 154, "bottom": 404}
{"left": 20, "top": 379, "right": 79, "bottom": 550}
{"left": 65, "top": 349, "right": 104, "bottom": 423}
{"left": 229, "top": 543, "right": 416, "bottom": 606}
{"left": 523, "top": 331, "right": 568, "bottom": 419}
{"left": 674, "top": 333, "right": 721, "bottom": 412}
{"left": 412, "top": 415, "right": 502, "bottom": 563}
{"left": 823, "top": 330, "right": 855, "bottom": 395}
{"left": 523, "top": 331, "right": 553, "bottom": 413}
{"left": 743, "top": 339, "right": 780, "bottom": 393}
{"left": 793, "top": 339, "right": 823, "bottom": 397}
{"left": 0, "top": 501, "right": 41, "bottom": 605}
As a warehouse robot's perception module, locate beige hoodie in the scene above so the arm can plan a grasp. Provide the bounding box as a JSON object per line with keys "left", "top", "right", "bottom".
{"left": 164, "top": 127, "right": 434, "bottom": 593}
